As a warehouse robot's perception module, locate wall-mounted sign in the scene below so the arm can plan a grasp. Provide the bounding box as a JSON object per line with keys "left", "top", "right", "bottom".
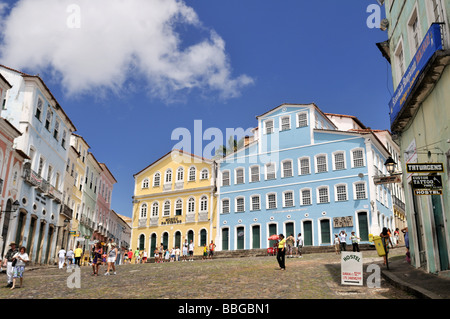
{"left": 333, "top": 216, "right": 353, "bottom": 228}
{"left": 407, "top": 163, "right": 444, "bottom": 173}
{"left": 414, "top": 189, "right": 443, "bottom": 196}
{"left": 161, "top": 217, "right": 183, "bottom": 225}
{"left": 373, "top": 175, "right": 402, "bottom": 185}
{"left": 412, "top": 175, "right": 442, "bottom": 189}
{"left": 389, "top": 23, "right": 443, "bottom": 125}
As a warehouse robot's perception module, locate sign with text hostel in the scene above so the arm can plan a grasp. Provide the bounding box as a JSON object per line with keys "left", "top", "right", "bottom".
{"left": 341, "top": 252, "right": 363, "bottom": 286}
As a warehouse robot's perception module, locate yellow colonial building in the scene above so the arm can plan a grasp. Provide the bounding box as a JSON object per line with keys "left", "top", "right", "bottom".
{"left": 131, "top": 149, "right": 217, "bottom": 257}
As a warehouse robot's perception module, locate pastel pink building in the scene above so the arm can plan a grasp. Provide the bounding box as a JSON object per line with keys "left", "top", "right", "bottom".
{"left": 93, "top": 162, "right": 117, "bottom": 243}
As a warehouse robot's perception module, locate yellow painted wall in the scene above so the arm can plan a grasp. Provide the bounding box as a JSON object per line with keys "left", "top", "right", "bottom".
{"left": 132, "top": 150, "right": 217, "bottom": 257}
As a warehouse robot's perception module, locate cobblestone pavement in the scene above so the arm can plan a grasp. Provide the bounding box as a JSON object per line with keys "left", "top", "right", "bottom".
{"left": 0, "top": 248, "right": 416, "bottom": 299}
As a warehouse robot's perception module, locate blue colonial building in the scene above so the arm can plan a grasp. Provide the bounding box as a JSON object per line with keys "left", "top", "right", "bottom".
{"left": 216, "top": 103, "right": 396, "bottom": 251}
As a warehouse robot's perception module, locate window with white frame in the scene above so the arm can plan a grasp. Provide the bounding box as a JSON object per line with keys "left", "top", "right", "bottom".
{"left": 200, "top": 195, "right": 208, "bottom": 212}
{"left": 297, "top": 112, "right": 308, "bottom": 128}
{"left": 395, "top": 40, "right": 405, "bottom": 82}
{"left": 176, "top": 167, "right": 184, "bottom": 181}
{"left": 53, "top": 120, "right": 60, "bottom": 140}
{"left": 45, "top": 107, "right": 53, "bottom": 131}
{"left": 201, "top": 168, "right": 209, "bottom": 179}
{"left": 165, "top": 169, "right": 172, "bottom": 183}
{"left": 154, "top": 172, "right": 161, "bottom": 187}
{"left": 236, "top": 197, "right": 245, "bottom": 212}
{"left": 152, "top": 202, "right": 159, "bottom": 217}
{"left": 280, "top": 115, "right": 291, "bottom": 131}
{"left": 222, "top": 171, "right": 230, "bottom": 186}
{"left": 35, "top": 98, "right": 43, "bottom": 121}
{"left": 142, "top": 178, "right": 149, "bottom": 188}
{"left": 283, "top": 191, "right": 294, "bottom": 207}
{"left": 352, "top": 149, "right": 365, "bottom": 168}
{"left": 335, "top": 184, "right": 348, "bottom": 202}
{"left": 264, "top": 119, "right": 274, "bottom": 134}
{"left": 267, "top": 193, "right": 277, "bottom": 209}
{"left": 316, "top": 155, "right": 327, "bottom": 173}
{"left": 163, "top": 200, "right": 171, "bottom": 217}
{"left": 265, "top": 163, "right": 276, "bottom": 180}
{"left": 282, "top": 160, "right": 293, "bottom": 178}
{"left": 222, "top": 199, "right": 230, "bottom": 214}
{"left": 408, "top": 7, "right": 421, "bottom": 54}
{"left": 250, "top": 165, "right": 260, "bottom": 183}
{"left": 188, "top": 197, "right": 195, "bottom": 213}
{"left": 251, "top": 195, "right": 260, "bottom": 211}
{"left": 175, "top": 199, "right": 183, "bottom": 215}
{"left": 333, "top": 152, "right": 345, "bottom": 170}
{"left": 235, "top": 168, "right": 244, "bottom": 184}
{"left": 317, "top": 186, "right": 329, "bottom": 204}
{"left": 299, "top": 157, "right": 310, "bottom": 175}
{"left": 140, "top": 203, "right": 148, "bottom": 218}
{"left": 189, "top": 167, "right": 196, "bottom": 181}
{"left": 300, "top": 189, "right": 312, "bottom": 206}
{"left": 354, "top": 182, "right": 367, "bottom": 200}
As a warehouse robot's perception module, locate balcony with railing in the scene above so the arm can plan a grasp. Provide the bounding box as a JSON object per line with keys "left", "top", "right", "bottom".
{"left": 60, "top": 204, "right": 73, "bottom": 219}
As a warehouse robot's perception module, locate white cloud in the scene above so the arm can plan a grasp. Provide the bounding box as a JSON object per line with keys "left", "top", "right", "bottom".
{"left": 0, "top": 0, "right": 253, "bottom": 100}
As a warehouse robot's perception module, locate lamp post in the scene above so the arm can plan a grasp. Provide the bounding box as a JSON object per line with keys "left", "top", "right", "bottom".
{"left": 384, "top": 156, "right": 397, "bottom": 175}
{"left": 0, "top": 200, "right": 20, "bottom": 257}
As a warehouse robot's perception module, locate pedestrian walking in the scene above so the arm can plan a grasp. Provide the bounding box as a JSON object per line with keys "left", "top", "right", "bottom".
{"left": 74, "top": 244, "right": 83, "bottom": 267}
{"left": 142, "top": 250, "right": 148, "bottom": 263}
{"left": 58, "top": 247, "right": 66, "bottom": 269}
{"left": 170, "top": 247, "right": 175, "bottom": 262}
{"left": 2, "top": 242, "right": 18, "bottom": 287}
{"left": 334, "top": 234, "right": 340, "bottom": 255}
{"left": 380, "top": 227, "right": 393, "bottom": 266}
{"left": 134, "top": 248, "right": 140, "bottom": 264}
{"left": 339, "top": 230, "right": 347, "bottom": 252}
{"left": 393, "top": 228, "right": 400, "bottom": 247}
{"left": 127, "top": 249, "right": 133, "bottom": 264}
{"left": 164, "top": 249, "right": 170, "bottom": 262}
{"left": 105, "top": 243, "right": 118, "bottom": 275}
{"left": 159, "top": 244, "right": 164, "bottom": 263}
{"left": 10, "top": 246, "right": 29, "bottom": 290}
{"left": 286, "top": 234, "right": 295, "bottom": 258}
{"left": 92, "top": 243, "right": 103, "bottom": 276}
{"left": 66, "top": 248, "right": 74, "bottom": 266}
{"left": 296, "top": 233, "right": 303, "bottom": 258}
{"left": 175, "top": 246, "right": 180, "bottom": 262}
{"left": 350, "top": 231, "right": 360, "bottom": 252}
{"left": 276, "top": 234, "right": 286, "bottom": 270}
{"left": 188, "top": 240, "right": 194, "bottom": 261}
{"left": 208, "top": 241, "right": 216, "bottom": 259}
{"left": 402, "top": 227, "right": 410, "bottom": 263}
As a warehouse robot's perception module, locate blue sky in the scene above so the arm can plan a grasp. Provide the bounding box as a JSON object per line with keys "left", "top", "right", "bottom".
{"left": 0, "top": 0, "right": 391, "bottom": 218}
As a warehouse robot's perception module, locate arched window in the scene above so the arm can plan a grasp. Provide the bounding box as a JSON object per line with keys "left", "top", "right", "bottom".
{"left": 153, "top": 172, "right": 161, "bottom": 187}
{"left": 200, "top": 195, "right": 208, "bottom": 212}
{"left": 188, "top": 198, "right": 195, "bottom": 213}
{"left": 177, "top": 167, "right": 184, "bottom": 181}
{"left": 152, "top": 202, "right": 159, "bottom": 217}
{"left": 201, "top": 168, "right": 209, "bottom": 180}
{"left": 165, "top": 169, "right": 172, "bottom": 183}
{"left": 140, "top": 203, "right": 148, "bottom": 218}
{"left": 163, "top": 200, "right": 171, "bottom": 217}
{"left": 142, "top": 178, "right": 149, "bottom": 188}
{"left": 188, "top": 167, "right": 196, "bottom": 181}
{"left": 175, "top": 199, "right": 183, "bottom": 216}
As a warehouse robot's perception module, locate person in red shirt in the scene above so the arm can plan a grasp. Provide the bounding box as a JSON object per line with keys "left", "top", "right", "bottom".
{"left": 208, "top": 241, "right": 216, "bottom": 259}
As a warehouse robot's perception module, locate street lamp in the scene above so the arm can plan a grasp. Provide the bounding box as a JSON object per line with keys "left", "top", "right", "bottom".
{"left": 384, "top": 157, "right": 397, "bottom": 175}
{"left": 1, "top": 200, "right": 20, "bottom": 214}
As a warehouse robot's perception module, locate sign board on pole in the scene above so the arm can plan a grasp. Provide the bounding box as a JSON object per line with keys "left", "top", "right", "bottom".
{"left": 341, "top": 252, "right": 363, "bottom": 286}
{"left": 373, "top": 175, "right": 402, "bottom": 185}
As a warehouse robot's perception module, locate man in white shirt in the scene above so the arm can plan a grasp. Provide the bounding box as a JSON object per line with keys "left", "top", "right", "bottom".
{"left": 296, "top": 233, "right": 303, "bottom": 258}
{"left": 188, "top": 240, "right": 194, "bottom": 261}
{"left": 58, "top": 248, "right": 66, "bottom": 269}
{"left": 339, "top": 231, "right": 347, "bottom": 252}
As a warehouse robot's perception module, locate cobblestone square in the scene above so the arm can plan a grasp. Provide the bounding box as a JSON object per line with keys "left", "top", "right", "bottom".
{"left": 0, "top": 249, "right": 416, "bottom": 299}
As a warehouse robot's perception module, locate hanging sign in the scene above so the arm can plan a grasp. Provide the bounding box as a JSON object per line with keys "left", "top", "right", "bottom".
{"left": 406, "top": 163, "right": 444, "bottom": 173}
